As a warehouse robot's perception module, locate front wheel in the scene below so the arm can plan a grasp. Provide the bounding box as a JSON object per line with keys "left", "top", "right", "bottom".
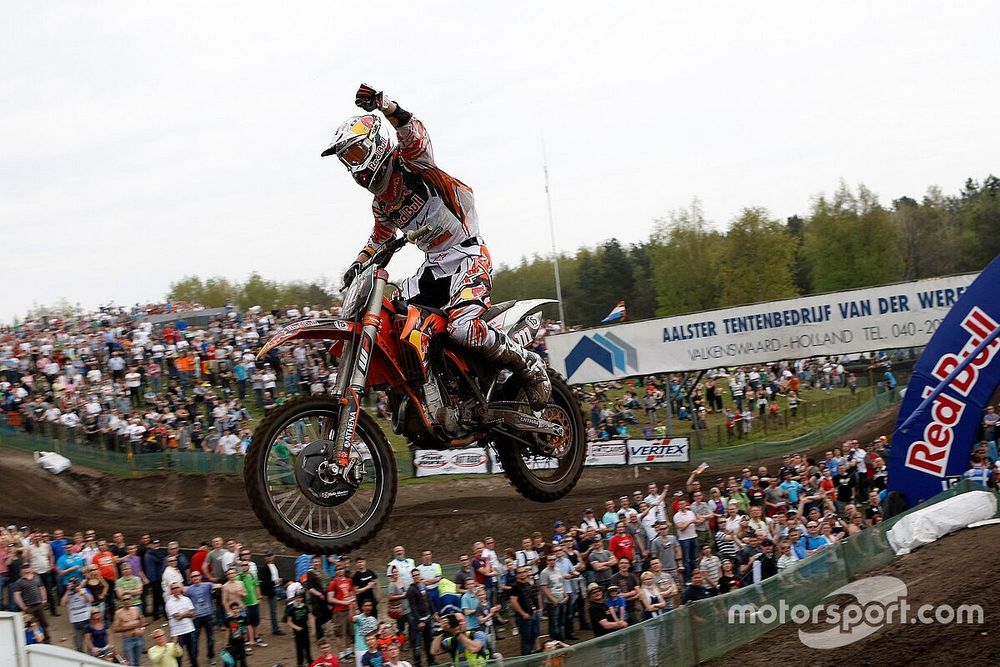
{"left": 494, "top": 371, "right": 586, "bottom": 502}
{"left": 244, "top": 396, "right": 397, "bottom": 554}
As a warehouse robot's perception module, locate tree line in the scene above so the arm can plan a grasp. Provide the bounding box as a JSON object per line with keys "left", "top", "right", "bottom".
{"left": 491, "top": 176, "right": 1000, "bottom": 325}
{"left": 159, "top": 175, "right": 999, "bottom": 321}
{"left": 166, "top": 273, "right": 337, "bottom": 311}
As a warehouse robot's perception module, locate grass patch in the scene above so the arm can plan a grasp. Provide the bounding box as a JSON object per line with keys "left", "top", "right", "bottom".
{"left": 580, "top": 378, "right": 871, "bottom": 450}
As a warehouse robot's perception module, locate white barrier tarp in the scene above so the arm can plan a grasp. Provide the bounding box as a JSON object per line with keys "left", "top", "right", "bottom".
{"left": 887, "top": 489, "right": 997, "bottom": 555}
{"left": 413, "top": 448, "right": 490, "bottom": 477}
{"left": 34, "top": 451, "right": 71, "bottom": 475}
{"left": 414, "top": 439, "right": 687, "bottom": 476}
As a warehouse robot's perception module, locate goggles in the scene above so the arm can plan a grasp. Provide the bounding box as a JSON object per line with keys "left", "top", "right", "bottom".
{"left": 336, "top": 135, "right": 375, "bottom": 168}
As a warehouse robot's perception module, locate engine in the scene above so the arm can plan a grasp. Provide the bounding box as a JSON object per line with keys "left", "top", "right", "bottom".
{"left": 390, "top": 368, "right": 478, "bottom": 444}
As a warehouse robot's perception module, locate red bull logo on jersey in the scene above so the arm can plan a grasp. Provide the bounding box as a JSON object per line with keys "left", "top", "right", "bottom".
{"left": 395, "top": 194, "right": 425, "bottom": 224}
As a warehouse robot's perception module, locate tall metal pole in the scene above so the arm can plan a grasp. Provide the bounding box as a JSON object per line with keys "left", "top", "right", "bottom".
{"left": 542, "top": 140, "right": 567, "bottom": 327}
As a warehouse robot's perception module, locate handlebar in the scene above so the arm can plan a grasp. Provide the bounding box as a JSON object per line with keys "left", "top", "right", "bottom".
{"left": 405, "top": 224, "right": 434, "bottom": 244}
{"left": 380, "top": 224, "right": 432, "bottom": 262}
{"left": 342, "top": 225, "right": 436, "bottom": 291}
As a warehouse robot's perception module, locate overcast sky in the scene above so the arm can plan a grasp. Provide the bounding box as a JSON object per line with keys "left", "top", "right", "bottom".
{"left": 3, "top": 1, "right": 998, "bottom": 322}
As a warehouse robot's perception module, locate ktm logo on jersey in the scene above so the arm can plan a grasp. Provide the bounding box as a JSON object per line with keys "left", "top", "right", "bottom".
{"left": 429, "top": 230, "right": 452, "bottom": 248}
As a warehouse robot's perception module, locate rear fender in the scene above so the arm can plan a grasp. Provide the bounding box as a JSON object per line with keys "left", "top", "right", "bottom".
{"left": 486, "top": 298, "right": 557, "bottom": 334}
{"left": 509, "top": 311, "right": 545, "bottom": 347}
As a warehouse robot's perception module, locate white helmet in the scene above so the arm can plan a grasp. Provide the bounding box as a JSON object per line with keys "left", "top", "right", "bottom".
{"left": 321, "top": 114, "right": 395, "bottom": 191}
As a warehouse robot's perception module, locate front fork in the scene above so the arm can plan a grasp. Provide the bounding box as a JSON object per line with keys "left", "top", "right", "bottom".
{"left": 329, "top": 271, "right": 389, "bottom": 479}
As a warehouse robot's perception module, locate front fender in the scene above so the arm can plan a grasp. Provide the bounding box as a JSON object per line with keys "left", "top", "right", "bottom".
{"left": 256, "top": 318, "right": 359, "bottom": 360}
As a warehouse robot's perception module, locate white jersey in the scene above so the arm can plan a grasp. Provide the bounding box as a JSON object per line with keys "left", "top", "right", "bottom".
{"left": 362, "top": 116, "right": 485, "bottom": 301}
{"left": 416, "top": 562, "right": 442, "bottom": 590}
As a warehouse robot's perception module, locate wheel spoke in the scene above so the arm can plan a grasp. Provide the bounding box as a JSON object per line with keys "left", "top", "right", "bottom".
{"left": 271, "top": 489, "right": 298, "bottom": 508}
{"left": 304, "top": 416, "right": 318, "bottom": 444}
{"left": 344, "top": 495, "right": 366, "bottom": 520}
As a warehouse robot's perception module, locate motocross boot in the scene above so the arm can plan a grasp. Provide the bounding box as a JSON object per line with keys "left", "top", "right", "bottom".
{"left": 483, "top": 330, "right": 552, "bottom": 411}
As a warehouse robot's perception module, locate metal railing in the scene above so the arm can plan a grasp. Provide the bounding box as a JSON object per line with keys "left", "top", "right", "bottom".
{"left": 0, "top": 418, "right": 414, "bottom": 478}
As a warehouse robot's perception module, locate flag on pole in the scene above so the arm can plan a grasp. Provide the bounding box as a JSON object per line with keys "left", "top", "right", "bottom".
{"left": 601, "top": 301, "right": 627, "bottom": 323}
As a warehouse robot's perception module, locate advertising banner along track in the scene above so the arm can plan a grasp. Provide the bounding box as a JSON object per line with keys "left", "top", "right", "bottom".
{"left": 413, "top": 438, "right": 689, "bottom": 476}
{"left": 547, "top": 273, "right": 979, "bottom": 382}
{"left": 413, "top": 448, "right": 490, "bottom": 477}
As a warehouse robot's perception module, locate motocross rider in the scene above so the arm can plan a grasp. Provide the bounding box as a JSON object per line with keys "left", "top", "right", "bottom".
{"left": 322, "top": 83, "right": 551, "bottom": 410}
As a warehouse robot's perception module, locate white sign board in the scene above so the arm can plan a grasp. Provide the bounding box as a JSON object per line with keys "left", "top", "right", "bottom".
{"left": 487, "top": 448, "right": 559, "bottom": 472}
{"left": 413, "top": 448, "right": 490, "bottom": 477}
{"left": 488, "top": 442, "right": 630, "bottom": 470}
{"left": 584, "top": 441, "right": 628, "bottom": 466}
{"left": 626, "top": 438, "right": 690, "bottom": 464}
{"left": 417, "top": 439, "right": 685, "bottom": 476}
{"left": 547, "top": 273, "right": 978, "bottom": 383}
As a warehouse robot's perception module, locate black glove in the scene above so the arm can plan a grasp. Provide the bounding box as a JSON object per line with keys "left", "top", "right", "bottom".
{"left": 342, "top": 262, "right": 363, "bottom": 288}
{"left": 355, "top": 83, "right": 383, "bottom": 112}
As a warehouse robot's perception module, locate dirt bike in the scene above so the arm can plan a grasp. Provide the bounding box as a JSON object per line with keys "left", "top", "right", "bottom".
{"left": 245, "top": 225, "right": 586, "bottom": 553}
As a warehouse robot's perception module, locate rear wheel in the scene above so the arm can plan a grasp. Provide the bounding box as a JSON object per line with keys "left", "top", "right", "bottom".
{"left": 244, "top": 396, "right": 397, "bottom": 554}
{"left": 494, "top": 371, "right": 586, "bottom": 502}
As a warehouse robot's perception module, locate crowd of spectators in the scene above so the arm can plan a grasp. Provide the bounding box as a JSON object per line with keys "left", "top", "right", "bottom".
{"left": 13, "top": 429, "right": 990, "bottom": 667}
{"left": 0, "top": 302, "right": 348, "bottom": 457}
{"left": 574, "top": 359, "right": 901, "bottom": 444}
{"left": 3, "top": 308, "right": 1000, "bottom": 665}
{"left": 0, "top": 303, "right": 898, "bottom": 457}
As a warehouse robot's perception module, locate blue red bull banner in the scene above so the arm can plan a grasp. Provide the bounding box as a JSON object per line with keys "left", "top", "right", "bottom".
{"left": 888, "top": 256, "right": 1000, "bottom": 506}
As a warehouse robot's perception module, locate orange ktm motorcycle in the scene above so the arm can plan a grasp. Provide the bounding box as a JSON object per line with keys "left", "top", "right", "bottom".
{"left": 245, "top": 226, "right": 585, "bottom": 553}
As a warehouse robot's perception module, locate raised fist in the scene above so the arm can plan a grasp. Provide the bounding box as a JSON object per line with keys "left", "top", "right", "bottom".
{"left": 355, "top": 83, "right": 383, "bottom": 112}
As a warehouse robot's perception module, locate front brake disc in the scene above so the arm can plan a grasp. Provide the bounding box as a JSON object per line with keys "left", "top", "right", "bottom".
{"left": 295, "top": 440, "right": 362, "bottom": 507}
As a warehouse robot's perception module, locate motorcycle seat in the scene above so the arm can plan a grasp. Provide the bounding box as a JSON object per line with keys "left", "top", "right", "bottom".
{"left": 398, "top": 298, "right": 516, "bottom": 324}
{"left": 394, "top": 297, "right": 448, "bottom": 319}
{"left": 483, "top": 300, "right": 516, "bottom": 322}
